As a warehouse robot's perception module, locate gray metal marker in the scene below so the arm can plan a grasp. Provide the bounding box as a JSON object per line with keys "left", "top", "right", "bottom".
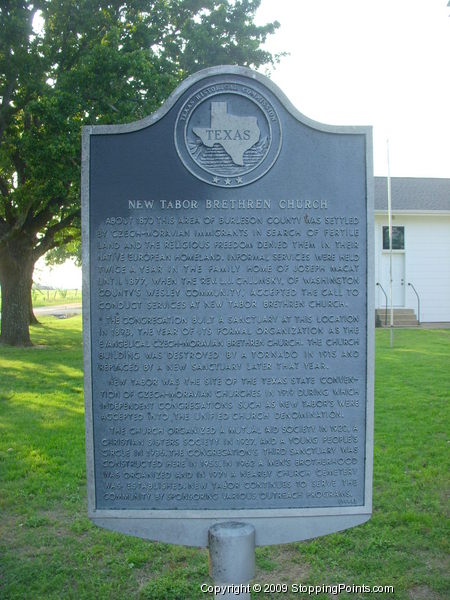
{"left": 82, "top": 65, "right": 374, "bottom": 558}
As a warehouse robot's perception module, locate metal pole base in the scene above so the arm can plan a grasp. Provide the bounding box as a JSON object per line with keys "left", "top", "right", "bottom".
{"left": 208, "top": 522, "right": 255, "bottom": 599}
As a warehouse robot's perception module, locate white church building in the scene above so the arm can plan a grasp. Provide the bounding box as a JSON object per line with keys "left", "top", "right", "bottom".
{"left": 374, "top": 177, "right": 450, "bottom": 324}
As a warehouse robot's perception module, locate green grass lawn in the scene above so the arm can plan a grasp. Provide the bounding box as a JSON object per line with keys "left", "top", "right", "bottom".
{"left": 0, "top": 319, "right": 449, "bottom": 599}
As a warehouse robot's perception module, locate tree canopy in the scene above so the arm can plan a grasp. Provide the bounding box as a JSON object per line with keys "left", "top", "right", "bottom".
{"left": 0, "top": 0, "right": 279, "bottom": 345}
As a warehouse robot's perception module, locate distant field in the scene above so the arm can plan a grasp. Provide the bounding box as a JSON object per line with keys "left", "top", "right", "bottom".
{"left": 0, "top": 289, "right": 81, "bottom": 312}
{"left": 0, "top": 319, "right": 449, "bottom": 599}
{"left": 31, "top": 288, "right": 81, "bottom": 307}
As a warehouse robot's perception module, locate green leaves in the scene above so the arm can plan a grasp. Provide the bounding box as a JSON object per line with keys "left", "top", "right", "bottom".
{"left": 0, "top": 1, "right": 279, "bottom": 344}
{"left": 1, "top": 0, "right": 278, "bottom": 248}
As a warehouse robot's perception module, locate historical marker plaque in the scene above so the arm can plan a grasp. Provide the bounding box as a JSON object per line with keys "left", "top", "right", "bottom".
{"left": 82, "top": 66, "right": 374, "bottom": 546}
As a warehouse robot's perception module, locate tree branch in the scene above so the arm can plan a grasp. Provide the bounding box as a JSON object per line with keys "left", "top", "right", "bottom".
{"left": 12, "top": 151, "right": 27, "bottom": 186}
{"left": 25, "top": 197, "right": 65, "bottom": 234}
{"left": 33, "top": 210, "right": 80, "bottom": 259}
{"left": 0, "top": 219, "right": 9, "bottom": 242}
{"left": 0, "top": 173, "right": 17, "bottom": 228}
{"left": 0, "top": 174, "right": 11, "bottom": 200}
{"left": 0, "top": 80, "right": 17, "bottom": 145}
{"left": 0, "top": 197, "right": 35, "bottom": 247}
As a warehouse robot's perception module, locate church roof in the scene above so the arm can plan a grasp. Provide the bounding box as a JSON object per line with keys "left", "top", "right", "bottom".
{"left": 374, "top": 177, "right": 450, "bottom": 212}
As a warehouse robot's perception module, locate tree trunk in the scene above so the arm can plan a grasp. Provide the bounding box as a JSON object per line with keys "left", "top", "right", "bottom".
{"left": 0, "top": 242, "right": 36, "bottom": 346}
{"left": 28, "top": 276, "right": 39, "bottom": 325}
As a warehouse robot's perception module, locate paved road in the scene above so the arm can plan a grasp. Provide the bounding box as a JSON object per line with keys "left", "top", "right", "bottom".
{"left": 34, "top": 303, "right": 82, "bottom": 317}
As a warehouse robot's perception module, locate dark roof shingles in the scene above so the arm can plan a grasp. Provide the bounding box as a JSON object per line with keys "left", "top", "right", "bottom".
{"left": 374, "top": 177, "right": 450, "bottom": 211}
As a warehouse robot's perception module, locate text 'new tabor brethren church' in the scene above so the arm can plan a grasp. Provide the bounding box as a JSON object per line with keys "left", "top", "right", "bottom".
{"left": 77, "top": 175, "right": 450, "bottom": 326}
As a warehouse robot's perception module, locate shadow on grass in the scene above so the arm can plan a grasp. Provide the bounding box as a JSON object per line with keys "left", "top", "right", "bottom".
{"left": 1, "top": 320, "right": 449, "bottom": 599}
{"left": 1, "top": 318, "right": 83, "bottom": 394}
{"left": 0, "top": 317, "right": 85, "bottom": 512}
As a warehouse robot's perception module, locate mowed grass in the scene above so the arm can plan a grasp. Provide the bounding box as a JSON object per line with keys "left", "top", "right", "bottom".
{"left": 0, "top": 319, "right": 449, "bottom": 599}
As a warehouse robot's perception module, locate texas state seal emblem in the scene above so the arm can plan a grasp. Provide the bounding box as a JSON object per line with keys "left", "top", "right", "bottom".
{"left": 174, "top": 80, "right": 282, "bottom": 187}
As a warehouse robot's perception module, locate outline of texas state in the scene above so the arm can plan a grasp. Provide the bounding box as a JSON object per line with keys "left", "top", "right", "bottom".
{"left": 193, "top": 102, "right": 260, "bottom": 166}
